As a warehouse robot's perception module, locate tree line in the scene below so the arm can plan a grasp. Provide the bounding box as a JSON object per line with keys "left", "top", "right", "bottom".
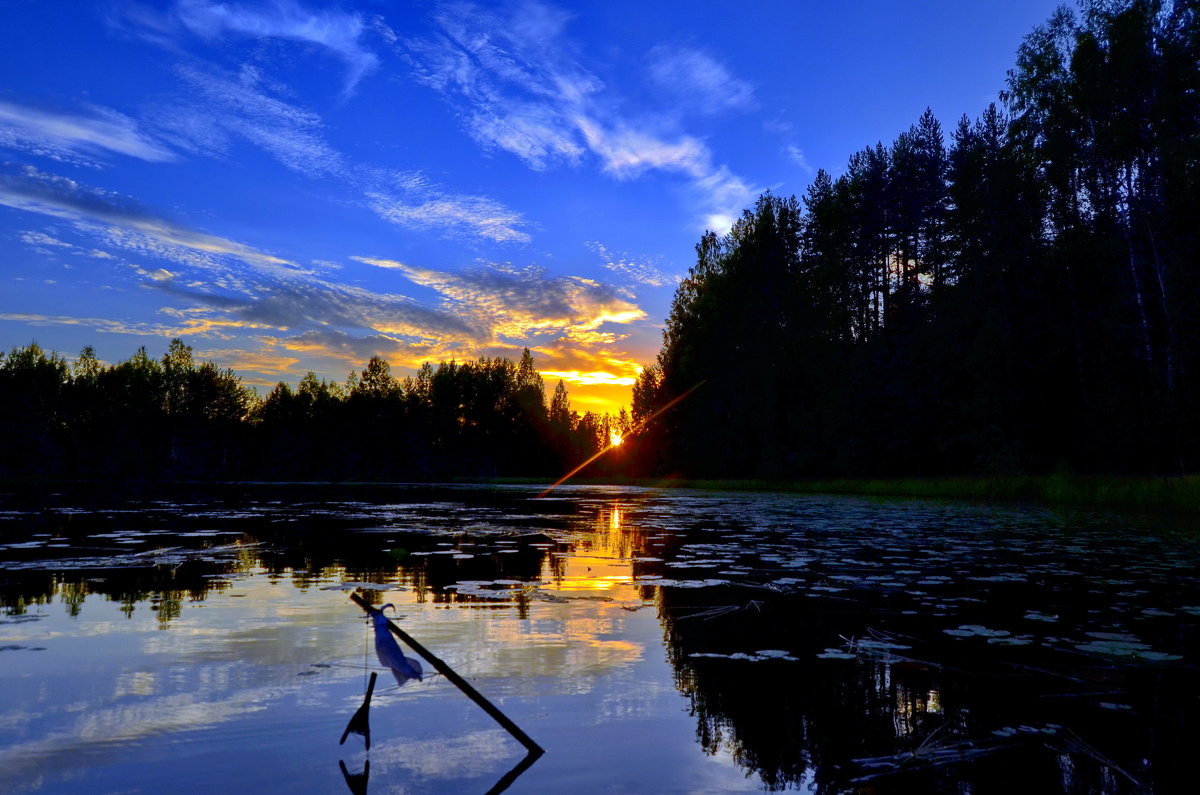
{"left": 632, "top": 0, "right": 1200, "bottom": 477}
{"left": 0, "top": 339, "right": 628, "bottom": 481}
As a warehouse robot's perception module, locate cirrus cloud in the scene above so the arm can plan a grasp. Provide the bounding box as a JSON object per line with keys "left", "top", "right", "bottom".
{"left": 176, "top": 0, "right": 380, "bottom": 94}
{"left": 0, "top": 99, "right": 176, "bottom": 164}
{"left": 646, "top": 45, "right": 755, "bottom": 115}
{"left": 403, "top": 0, "right": 760, "bottom": 232}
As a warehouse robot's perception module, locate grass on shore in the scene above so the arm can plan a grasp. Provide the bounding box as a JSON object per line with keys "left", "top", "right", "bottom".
{"left": 612, "top": 474, "right": 1200, "bottom": 513}
{"left": 312, "top": 472, "right": 1200, "bottom": 512}
{"left": 5, "top": 473, "right": 1198, "bottom": 513}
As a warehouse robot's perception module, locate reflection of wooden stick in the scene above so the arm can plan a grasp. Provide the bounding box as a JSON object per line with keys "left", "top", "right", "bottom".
{"left": 338, "top": 758, "right": 370, "bottom": 795}
{"left": 349, "top": 592, "right": 544, "bottom": 757}
{"left": 340, "top": 671, "right": 377, "bottom": 748}
{"left": 485, "top": 748, "right": 542, "bottom": 795}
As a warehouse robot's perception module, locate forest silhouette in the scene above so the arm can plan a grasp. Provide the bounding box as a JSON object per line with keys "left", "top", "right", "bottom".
{"left": 633, "top": 0, "right": 1199, "bottom": 478}
{"left": 0, "top": 340, "right": 630, "bottom": 481}
{"left": 2, "top": 0, "right": 1197, "bottom": 482}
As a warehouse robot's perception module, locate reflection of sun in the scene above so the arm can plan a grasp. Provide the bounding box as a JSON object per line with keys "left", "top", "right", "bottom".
{"left": 609, "top": 431, "right": 623, "bottom": 447}
{"left": 542, "top": 502, "right": 640, "bottom": 595}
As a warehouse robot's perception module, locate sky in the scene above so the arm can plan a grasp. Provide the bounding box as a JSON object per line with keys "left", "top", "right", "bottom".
{"left": 0, "top": 0, "right": 1064, "bottom": 415}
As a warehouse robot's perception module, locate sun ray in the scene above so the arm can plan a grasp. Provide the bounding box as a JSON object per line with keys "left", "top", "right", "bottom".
{"left": 536, "top": 380, "right": 705, "bottom": 498}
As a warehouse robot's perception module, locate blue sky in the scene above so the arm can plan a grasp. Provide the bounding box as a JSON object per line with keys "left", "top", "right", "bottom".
{"left": 0, "top": 0, "right": 1062, "bottom": 414}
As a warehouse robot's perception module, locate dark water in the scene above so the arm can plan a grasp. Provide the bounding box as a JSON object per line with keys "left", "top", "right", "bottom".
{"left": 2, "top": 484, "right": 1199, "bottom": 793}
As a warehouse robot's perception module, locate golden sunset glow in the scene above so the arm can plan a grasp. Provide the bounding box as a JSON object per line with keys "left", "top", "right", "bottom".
{"left": 540, "top": 369, "right": 637, "bottom": 386}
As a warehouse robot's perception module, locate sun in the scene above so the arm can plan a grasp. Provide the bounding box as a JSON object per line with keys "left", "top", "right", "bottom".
{"left": 609, "top": 430, "right": 624, "bottom": 447}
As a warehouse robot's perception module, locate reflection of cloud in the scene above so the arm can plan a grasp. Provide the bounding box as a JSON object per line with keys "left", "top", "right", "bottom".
{"left": 646, "top": 45, "right": 755, "bottom": 115}
{"left": 176, "top": 0, "right": 379, "bottom": 94}
{"left": 0, "top": 99, "right": 177, "bottom": 164}
{"left": 405, "top": 0, "right": 758, "bottom": 231}
{"left": 368, "top": 729, "right": 517, "bottom": 780}
{"left": 0, "top": 689, "right": 270, "bottom": 786}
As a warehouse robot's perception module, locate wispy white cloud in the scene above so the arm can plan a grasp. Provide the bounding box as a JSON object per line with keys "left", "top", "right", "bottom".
{"left": 784, "top": 144, "right": 814, "bottom": 174}
{"left": 586, "top": 241, "right": 677, "bottom": 288}
{"left": 765, "top": 120, "right": 814, "bottom": 175}
{"left": 366, "top": 192, "right": 531, "bottom": 244}
{"left": 0, "top": 165, "right": 293, "bottom": 271}
{"left": 176, "top": 0, "right": 379, "bottom": 94}
{"left": 0, "top": 310, "right": 247, "bottom": 340}
{"left": 0, "top": 100, "right": 176, "bottom": 164}
{"left": 163, "top": 64, "right": 345, "bottom": 177}
{"left": 646, "top": 45, "right": 755, "bottom": 115}
{"left": 404, "top": 0, "right": 760, "bottom": 232}
{"left": 151, "top": 64, "right": 532, "bottom": 242}
{"left": 19, "top": 230, "right": 74, "bottom": 249}
{"left": 574, "top": 116, "right": 708, "bottom": 180}
{"left": 1, "top": 166, "right": 498, "bottom": 351}
{"left": 406, "top": 1, "right": 596, "bottom": 170}
{"left": 693, "top": 166, "right": 757, "bottom": 232}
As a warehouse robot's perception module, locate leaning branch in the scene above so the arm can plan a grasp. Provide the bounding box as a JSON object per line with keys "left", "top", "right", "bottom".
{"left": 348, "top": 590, "right": 544, "bottom": 757}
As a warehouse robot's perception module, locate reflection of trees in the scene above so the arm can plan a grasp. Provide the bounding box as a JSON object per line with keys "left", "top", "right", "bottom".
{"left": 58, "top": 579, "right": 88, "bottom": 617}
{"left": 658, "top": 583, "right": 1193, "bottom": 793}
{"left": 1, "top": 559, "right": 243, "bottom": 622}
{"left": 0, "top": 486, "right": 559, "bottom": 626}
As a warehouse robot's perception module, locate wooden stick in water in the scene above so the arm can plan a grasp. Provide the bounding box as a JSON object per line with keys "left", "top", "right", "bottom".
{"left": 348, "top": 591, "right": 544, "bottom": 757}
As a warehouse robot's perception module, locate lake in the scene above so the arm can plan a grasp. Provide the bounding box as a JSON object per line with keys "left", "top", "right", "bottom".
{"left": 2, "top": 483, "right": 1199, "bottom": 793}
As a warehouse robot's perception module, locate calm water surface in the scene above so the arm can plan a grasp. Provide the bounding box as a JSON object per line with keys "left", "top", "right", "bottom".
{"left": 2, "top": 484, "right": 1199, "bottom": 793}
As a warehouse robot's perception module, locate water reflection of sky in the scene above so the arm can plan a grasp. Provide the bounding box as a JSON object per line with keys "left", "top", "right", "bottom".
{"left": 0, "top": 489, "right": 749, "bottom": 793}
{"left": 2, "top": 485, "right": 1200, "bottom": 792}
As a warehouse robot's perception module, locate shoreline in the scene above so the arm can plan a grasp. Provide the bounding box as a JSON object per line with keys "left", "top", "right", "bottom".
{"left": 3, "top": 473, "right": 1198, "bottom": 514}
